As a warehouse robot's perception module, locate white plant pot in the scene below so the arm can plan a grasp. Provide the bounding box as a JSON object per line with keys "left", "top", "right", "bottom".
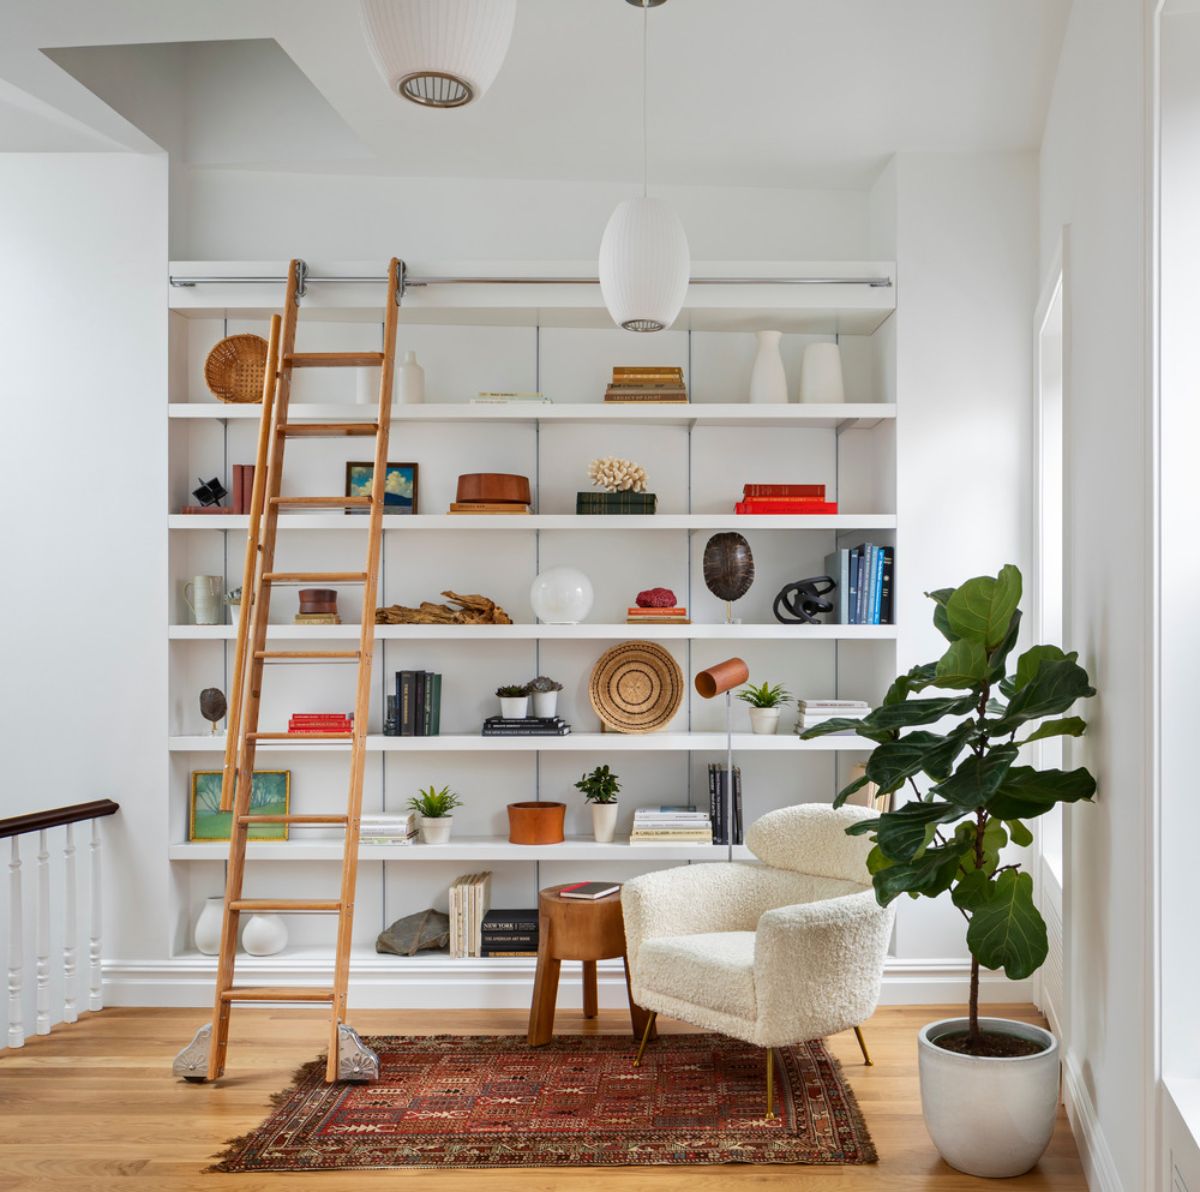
{"left": 591, "top": 802, "right": 619, "bottom": 844}
{"left": 798, "top": 341, "right": 845, "bottom": 403}
{"left": 748, "top": 707, "right": 781, "bottom": 735}
{"left": 531, "top": 690, "right": 559, "bottom": 718}
{"left": 499, "top": 696, "right": 529, "bottom": 719}
{"left": 419, "top": 815, "right": 453, "bottom": 845}
{"left": 749, "top": 330, "right": 787, "bottom": 403}
{"left": 918, "top": 1017, "right": 1060, "bottom": 1178}
{"left": 194, "top": 896, "right": 225, "bottom": 956}
{"left": 397, "top": 350, "right": 425, "bottom": 404}
{"left": 242, "top": 914, "right": 289, "bottom": 957}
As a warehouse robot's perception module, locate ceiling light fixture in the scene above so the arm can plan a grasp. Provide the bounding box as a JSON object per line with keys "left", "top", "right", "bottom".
{"left": 598, "top": 0, "right": 690, "bottom": 333}
{"left": 360, "top": 0, "right": 517, "bottom": 108}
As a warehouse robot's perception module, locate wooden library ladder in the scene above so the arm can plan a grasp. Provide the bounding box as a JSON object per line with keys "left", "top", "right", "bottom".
{"left": 173, "top": 257, "right": 402, "bottom": 1085}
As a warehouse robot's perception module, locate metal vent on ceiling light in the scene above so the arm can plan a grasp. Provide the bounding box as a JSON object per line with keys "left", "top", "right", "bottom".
{"left": 397, "top": 70, "right": 473, "bottom": 108}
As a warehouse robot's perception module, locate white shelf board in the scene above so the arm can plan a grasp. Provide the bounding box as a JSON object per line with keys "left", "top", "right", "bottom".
{"left": 168, "top": 622, "right": 897, "bottom": 641}
{"left": 168, "top": 512, "right": 897, "bottom": 532}
{"left": 168, "top": 836, "right": 733, "bottom": 862}
{"left": 167, "top": 401, "right": 895, "bottom": 431}
{"left": 168, "top": 731, "right": 870, "bottom": 753}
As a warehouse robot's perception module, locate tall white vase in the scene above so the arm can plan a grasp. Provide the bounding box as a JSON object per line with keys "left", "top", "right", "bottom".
{"left": 799, "top": 341, "right": 845, "bottom": 403}
{"left": 749, "top": 330, "right": 787, "bottom": 403}
{"left": 397, "top": 350, "right": 425, "bottom": 404}
{"left": 194, "top": 897, "right": 224, "bottom": 956}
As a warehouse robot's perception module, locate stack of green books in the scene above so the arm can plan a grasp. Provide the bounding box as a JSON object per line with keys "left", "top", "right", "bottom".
{"left": 576, "top": 492, "right": 657, "bottom": 515}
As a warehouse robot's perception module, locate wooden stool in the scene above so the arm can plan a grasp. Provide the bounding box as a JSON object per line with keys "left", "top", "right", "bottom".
{"left": 527, "top": 884, "right": 657, "bottom": 1046}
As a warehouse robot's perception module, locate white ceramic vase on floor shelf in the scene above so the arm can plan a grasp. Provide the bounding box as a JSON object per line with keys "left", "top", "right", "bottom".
{"left": 397, "top": 350, "right": 425, "bottom": 404}
{"left": 918, "top": 1017, "right": 1060, "bottom": 1178}
{"left": 194, "top": 897, "right": 224, "bottom": 956}
{"left": 749, "top": 330, "right": 787, "bottom": 403}
{"left": 798, "top": 341, "right": 845, "bottom": 403}
{"left": 242, "top": 914, "right": 289, "bottom": 957}
{"left": 420, "top": 816, "right": 453, "bottom": 845}
{"left": 591, "top": 802, "right": 619, "bottom": 844}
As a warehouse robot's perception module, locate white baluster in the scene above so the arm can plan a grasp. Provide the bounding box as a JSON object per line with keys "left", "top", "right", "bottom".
{"left": 63, "top": 824, "right": 77, "bottom": 1024}
{"left": 35, "top": 829, "right": 49, "bottom": 1035}
{"left": 89, "top": 818, "right": 102, "bottom": 1012}
{"left": 7, "top": 837, "right": 23, "bottom": 1049}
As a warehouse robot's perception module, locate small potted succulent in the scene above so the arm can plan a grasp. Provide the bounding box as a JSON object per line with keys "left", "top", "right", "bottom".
{"left": 496, "top": 683, "right": 530, "bottom": 720}
{"left": 527, "top": 675, "right": 563, "bottom": 719}
{"left": 575, "top": 764, "right": 620, "bottom": 843}
{"left": 737, "top": 681, "right": 792, "bottom": 735}
{"left": 405, "top": 785, "right": 463, "bottom": 846}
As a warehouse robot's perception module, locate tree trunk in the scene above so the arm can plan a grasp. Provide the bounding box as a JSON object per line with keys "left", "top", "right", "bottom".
{"left": 968, "top": 955, "right": 981, "bottom": 1043}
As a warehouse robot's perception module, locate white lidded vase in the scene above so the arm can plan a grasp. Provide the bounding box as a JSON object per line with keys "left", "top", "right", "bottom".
{"left": 749, "top": 330, "right": 787, "bottom": 403}
{"left": 242, "top": 914, "right": 289, "bottom": 957}
{"left": 194, "top": 897, "right": 224, "bottom": 956}
{"left": 397, "top": 350, "right": 425, "bottom": 404}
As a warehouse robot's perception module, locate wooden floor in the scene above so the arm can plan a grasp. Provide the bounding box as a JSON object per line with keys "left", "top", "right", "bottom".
{"left": 0, "top": 1004, "right": 1085, "bottom": 1191}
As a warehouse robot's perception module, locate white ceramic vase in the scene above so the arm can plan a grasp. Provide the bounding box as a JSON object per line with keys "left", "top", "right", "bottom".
{"left": 798, "top": 341, "right": 845, "bottom": 403}
{"left": 748, "top": 707, "right": 781, "bottom": 735}
{"left": 356, "top": 364, "right": 382, "bottom": 404}
{"left": 918, "top": 1017, "right": 1060, "bottom": 1178}
{"left": 531, "top": 690, "right": 559, "bottom": 719}
{"left": 419, "top": 815, "right": 453, "bottom": 845}
{"left": 749, "top": 330, "right": 787, "bottom": 403}
{"left": 194, "top": 897, "right": 224, "bottom": 956}
{"left": 499, "top": 695, "right": 529, "bottom": 719}
{"left": 397, "top": 350, "right": 425, "bottom": 404}
{"left": 242, "top": 914, "right": 289, "bottom": 957}
{"left": 530, "top": 567, "right": 594, "bottom": 624}
{"left": 591, "top": 802, "right": 619, "bottom": 844}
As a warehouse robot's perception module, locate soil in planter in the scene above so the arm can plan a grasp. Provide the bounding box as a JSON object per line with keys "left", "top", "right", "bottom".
{"left": 933, "top": 1030, "right": 1046, "bottom": 1058}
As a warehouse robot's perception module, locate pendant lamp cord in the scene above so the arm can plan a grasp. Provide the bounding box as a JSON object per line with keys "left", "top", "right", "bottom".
{"left": 641, "top": 0, "right": 648, "bottom": 198}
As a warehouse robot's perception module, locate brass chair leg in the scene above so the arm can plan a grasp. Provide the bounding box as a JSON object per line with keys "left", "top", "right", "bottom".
{"left": 765, "top": 1046, "right": 775, "bottom": 1120}
{"left": 632, "top": 1011, "right": 658, "bottom": 1068}
{"left": 853, "top": 1025, "right": 873, "bottom": 1066}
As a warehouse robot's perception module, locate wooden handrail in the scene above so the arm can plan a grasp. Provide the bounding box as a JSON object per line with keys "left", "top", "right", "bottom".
{"left": 0, "top": 799, "right": 118, "bottom": 841}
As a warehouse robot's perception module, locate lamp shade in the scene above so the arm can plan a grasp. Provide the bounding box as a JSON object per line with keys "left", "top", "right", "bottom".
{"left": 360, "top": 0, "right": 517, "bottom": 107}
{"left": 694, "top": 657, "right": 749, "bottom": 699}
{"left": 598, "top": 197, "right": 691, "bottom": 332}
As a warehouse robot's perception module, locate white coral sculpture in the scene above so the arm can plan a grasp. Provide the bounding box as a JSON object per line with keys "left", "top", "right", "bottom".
{"left": 588, "top": 456, "right": 648, "bottom": 493}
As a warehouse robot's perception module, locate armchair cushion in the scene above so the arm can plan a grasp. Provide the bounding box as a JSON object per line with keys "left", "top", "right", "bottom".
{"left": 637, "top": 931, "right": 757, "bottom": 1021}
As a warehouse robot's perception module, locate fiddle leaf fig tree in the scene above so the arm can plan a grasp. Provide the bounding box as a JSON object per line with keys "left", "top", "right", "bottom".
{"left": 801, "top": 565, "right": 1096, "bottom": 1050}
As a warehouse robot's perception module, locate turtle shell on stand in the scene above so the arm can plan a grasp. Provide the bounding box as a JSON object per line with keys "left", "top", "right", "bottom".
{"left": 702, "top": 532, "right": 755, "bottom": 602}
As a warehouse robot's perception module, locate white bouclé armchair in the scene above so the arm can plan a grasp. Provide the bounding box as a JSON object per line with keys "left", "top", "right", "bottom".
{"left": 621, "top": 804, "right": 894, "bottom": 1113}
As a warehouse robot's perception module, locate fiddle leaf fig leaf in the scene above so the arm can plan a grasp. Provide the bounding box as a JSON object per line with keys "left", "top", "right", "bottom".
{"left": 931, "top": 744, "right": 1019, "bottom": 810}
{"left": 927, "top": 587, "right": 960, "bottom": 643}
{"left": 872, "top": 842, "right": 967, "bottom": 905}
{"left": 865, "top": 694, "right": 978, "bottom": 730}
{"left": 1017, "top": 716, "right": 1086, "bottom": 746}
{"left": 965, "top": 870, "right": 1048, "bottom": 980}
{"left": 883, "top": 662, "right": 939, "bottom": 705}
{"left": 866, "top": 845, "right": 895, "bottom": 876}
{"left": 1006, "top": 819, "right": 1034, "bottom": 848}
{"left": 831, "top": 773, "right": 871, "bottom": 809}
{"left": 799, "top": 717, "right": 894, "bottom": 743}
{"left": 992, "top": 659, "right": 1095, "bottom": 732}
{"left": 932, "top": 639, "right": 989, "bottom": 689}
{"left": 986, "top": 610, "right": 1022, "bottom": 680}
{"left": 987, "top": 765, "right": 1097, "bottom": 819}
{"left": 864, "top": 727, "right": 972, "bottom": 793}
{"left": 956, "top": 818, "right": 1008, "bottom": 874}
{"left": 1013, "top": 644, "right": 1075, "bottom": 692}
{"left": 945, "top": 565, "right": 1022, "bottom": 649}
{"left": 952, "top": 868, "right": 993, "bottom": 911}
{"left": 872, "top": 800, "right": 963, "bottom": 863}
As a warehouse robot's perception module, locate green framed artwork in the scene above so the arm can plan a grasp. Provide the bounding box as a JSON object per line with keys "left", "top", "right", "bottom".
{"left": 189, "top": 770, "right": 291, "bottom": 841}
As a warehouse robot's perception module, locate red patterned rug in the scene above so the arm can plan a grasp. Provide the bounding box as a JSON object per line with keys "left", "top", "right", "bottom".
{"left": 210, "top": 1033, "right": 876, "bottom": 1171}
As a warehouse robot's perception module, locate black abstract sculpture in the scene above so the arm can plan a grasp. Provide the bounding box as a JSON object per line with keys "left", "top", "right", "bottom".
{"left": 192, "top": 477, "right": 228, "bottom": 508}
{"left": 772, "top": 576, "right": 837, "bottom": 625}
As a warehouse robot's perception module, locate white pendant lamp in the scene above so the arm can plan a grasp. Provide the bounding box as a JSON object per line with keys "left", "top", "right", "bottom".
{"left": 360, "top": 0, "right": 517, "bottom": 108}
{"left": 599, "top": 0, "right": 690, "bottom": 332}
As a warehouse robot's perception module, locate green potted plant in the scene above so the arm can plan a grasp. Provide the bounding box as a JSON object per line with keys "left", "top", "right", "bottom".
{"left": 405, "top": 785, "right": 463, "bottom": 846}
{"left": 802, "top": 565, "right": 1095, "bottom": 1179}
{"left": 496, "top": 683, "right": 530, "bottom": 720}
{"left": 527, "top": 675, "right": 563, "bottom": 719}
{"left": 736, "top": 681, "right": 792, "bottom": 735}
{"left": 575, "top": 764, "right": 621, "bottom": 843}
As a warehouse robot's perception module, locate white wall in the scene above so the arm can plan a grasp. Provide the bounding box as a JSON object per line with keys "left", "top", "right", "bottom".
{"left": 0, "top": 154, "right": 168, "bottom": 1032}
{"left": 1039, "top": 0, "right": 1153, "bottom": 1188}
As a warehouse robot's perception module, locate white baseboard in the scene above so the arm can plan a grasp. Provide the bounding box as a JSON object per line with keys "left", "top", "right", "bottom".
{"left": 101, "top": 954, "right": 1032, "bottom": 1010}
{"left": 1063, "top": 1051, "right": 1124, "bottom": 1192}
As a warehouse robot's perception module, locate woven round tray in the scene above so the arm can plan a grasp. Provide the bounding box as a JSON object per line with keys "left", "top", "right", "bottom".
{"left": 204, "top": 334, "right": 268, "bottom": 403}
{"left": 588, "top": 640, "right": 684, "bottom": 734}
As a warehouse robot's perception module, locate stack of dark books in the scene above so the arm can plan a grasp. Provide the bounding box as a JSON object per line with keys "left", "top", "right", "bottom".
{"left": 604, "top": 365, "right": 688, "bottom": 403}
{"left": 385, "top": 671, "right": 442, "bottom": 736}
{"left": 707, "top": 763, "right": 744, "bottom": 845}
{"left": 481, "top": 909, "right": 539, "bottom": 957}
{"left": 576, "top": 491, "right": 658, "bottom": 515}
{"left": 482, "top": 716, "right": 571, "bottom": 737}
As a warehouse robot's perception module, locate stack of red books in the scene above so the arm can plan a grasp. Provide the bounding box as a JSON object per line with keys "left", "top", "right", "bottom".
{"left": 735, "top": 483, "right": 838, "bottom": 514}
{"left": 288, "top": 713, "right": 354, "bottom": 735}
{"left": 626, "top": 606, "right": 690, "bottom": 625}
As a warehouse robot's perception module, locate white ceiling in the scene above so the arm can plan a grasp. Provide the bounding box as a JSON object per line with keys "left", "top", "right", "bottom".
{"left": 0, "top": 0, "right": 1072, "bottom": 189}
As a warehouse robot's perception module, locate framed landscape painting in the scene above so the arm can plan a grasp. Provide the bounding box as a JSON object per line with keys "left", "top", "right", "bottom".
{"left": 189, "top": 770, "right": 291, "bottom": 841}
{"left": 344, "top": 461, "right": 418, "bottom": 514}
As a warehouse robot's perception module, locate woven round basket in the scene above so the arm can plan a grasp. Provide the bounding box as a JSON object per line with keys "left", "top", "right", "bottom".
{"left": 588, "top": 640, "right": 684, "bottom": 734}
{"left": 204, "top": 334, "right": 268, "bottom": 403}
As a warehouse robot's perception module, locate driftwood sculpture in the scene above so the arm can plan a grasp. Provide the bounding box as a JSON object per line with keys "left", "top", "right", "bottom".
{"left": 375, "top": 590, "right": 513, "bottom": 625}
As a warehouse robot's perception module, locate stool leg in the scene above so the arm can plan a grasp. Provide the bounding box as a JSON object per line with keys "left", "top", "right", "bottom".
{"left": 853, "top": 1025, "right": 873, "bottom": 1066}
{"left": 528, "top": 954, "right": 561, "bottom": 1047}
{"left": 582, "top": 960, "right": 598, "bottom": 1018}
{"left": 632, "top": 1011, "right": 658, "bottom": 1068}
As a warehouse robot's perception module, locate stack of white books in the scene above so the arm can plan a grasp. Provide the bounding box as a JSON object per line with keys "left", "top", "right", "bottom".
{"left": 449, "top": 871, "right": 492, "bottom": 958}
{"left": 470, "top": 391, "right": 552, "bottom": 404}
{"left": 796, "top": 699, "right": 871, "bottom": 733}
{"left": 629, "top": 805, "right": 713, "bottom": 845}
{"left": 358, "top": 812, "right": 418, "bottom": 846}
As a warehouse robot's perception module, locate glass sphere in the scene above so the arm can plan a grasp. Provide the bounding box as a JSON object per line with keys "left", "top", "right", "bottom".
{"left": 530, "top": 567, "right": 594, "bottom": 624}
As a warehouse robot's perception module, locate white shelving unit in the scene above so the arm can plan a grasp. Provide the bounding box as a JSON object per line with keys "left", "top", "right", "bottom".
{"left": 166, "top": 259, "right": 898, "bottom": 990}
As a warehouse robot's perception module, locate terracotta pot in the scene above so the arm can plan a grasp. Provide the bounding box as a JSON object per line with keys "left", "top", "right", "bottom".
{"left": 507, "top": 801, "right": 566, "bottom": 845}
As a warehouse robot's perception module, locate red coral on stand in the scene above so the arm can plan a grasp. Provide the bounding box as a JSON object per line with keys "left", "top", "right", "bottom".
{"left": 636, "top": 587, "right": 677, "bottom": 608}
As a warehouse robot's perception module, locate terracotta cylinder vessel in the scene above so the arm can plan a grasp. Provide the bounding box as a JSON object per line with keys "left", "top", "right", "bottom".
{"left": 507, "top": 801, "right": 566, "bottom": 845}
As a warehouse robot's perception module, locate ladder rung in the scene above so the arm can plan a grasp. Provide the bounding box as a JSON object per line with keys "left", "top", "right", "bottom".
{"left": 263, "top": 572, "right": 368, "bottom": 585}
{"left": 279, "top": 422, "right": 379, "bottom": 438}
{"left": 248, "top": 732, "right": 353, "bottom": 741}
{"left": 220, "top": 987, "right": 335, "bottom": 1003}
{"left": 284, "top": 352, "right": 384, "bottom": 368}
{"left": 230, "top": 899, "right": 342, "bottom": 912}
{"left": 239, "top": 814, "right": 348, "bottom": 825}
{"left": 255, "top": 650, "right": 361, "bottom": 660}
{"left": 272, "top": 495, "right": 371, "bottom": 509}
